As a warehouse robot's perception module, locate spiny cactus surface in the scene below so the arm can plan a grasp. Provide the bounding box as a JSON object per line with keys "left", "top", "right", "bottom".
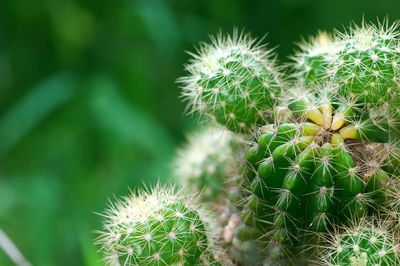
{"left": 241, "top": 84, "right": 398, "bottom": 252}
{"left": 96, "top": 19, "right": 400, "bottom": 266}
{"left": 318, "top": 219, "right": 400, "bottom": 266}
{"left": 180, "top": 30, "right": 283, "bottom": 133}
{"left": 290, "top": 32, "right": 337, "bottom": 84}
{"left": 331, "top": 21, "right": 400, "bottom": 106}
{"left": 97, "top": 186, "right": 213, "bottom": 266}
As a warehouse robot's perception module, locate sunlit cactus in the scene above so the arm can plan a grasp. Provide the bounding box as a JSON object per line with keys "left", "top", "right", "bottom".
{"left": 317, "top": 218, "right": 400, "bottom": 265}
{"left": 330, "top": 20, "right": 400, "bottom": 106}
{"left": 179, "top": 30, "right": 283, "bottom": 133}
{"left": 97, "top": 186, "right": 217, "bottom": 266}
{"left": 174, "top": 126, "right": 244, "bottom": 201}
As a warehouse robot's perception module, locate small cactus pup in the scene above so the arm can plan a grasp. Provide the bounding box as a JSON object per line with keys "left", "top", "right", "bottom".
{"left": 289, "top": 32, "right": 339, "bottom": 84}
{"left": 174, "top": 125, "right": 244, "bottom": 202}
{"left": 179, "top": 30, "right": 283, "bottom": 133}
{"left": 330, "top": 20, "right": 400, "bottom": 106}
{"left": 241, "top": 84, "right": 398, "bottom": 253}
{"left": 97, "top": 185, "right": 218, "bottom": 265}
{"left": 317, "top": 218, "right": 400, "bottom": 265}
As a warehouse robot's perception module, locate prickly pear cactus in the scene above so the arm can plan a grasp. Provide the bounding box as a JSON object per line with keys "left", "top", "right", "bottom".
{"left": 318, "top": 218, "right": 400, "bottom": 265}
{"left": 242, "top": 84, "right": 397, "bottom": 251}
{"left": 179, "top": 31, "right": 283, "bottom": 133}
{"left": 97, "top": 186, "right": 214, "bottom": 265}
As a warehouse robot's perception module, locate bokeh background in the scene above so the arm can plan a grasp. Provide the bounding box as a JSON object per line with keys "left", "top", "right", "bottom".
{"left": 0, "top": 0, "right": 399, "bottom": 265}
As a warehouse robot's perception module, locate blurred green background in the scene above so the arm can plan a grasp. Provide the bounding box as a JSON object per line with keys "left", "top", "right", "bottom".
{"left": 0, "top": 0, "right": 399, "bottom": 265}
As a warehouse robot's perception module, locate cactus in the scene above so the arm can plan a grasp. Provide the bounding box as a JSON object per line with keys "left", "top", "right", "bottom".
{"left": 97, "top": 186, "right": 216, "bottom": 265}
{"left": 289, "top": 32, "right": 338, "bottom": 84}
{"left": 317, "top": 218, "right": 400, "bottom": 265}
{"left": 95, "top": 19, "right": 400, "bottom": 266}
{"left": 241, "top": 84, "right": 398, "bottom": 254}
{"left": 179, "top": 30, "right": 283, "bottom": 133}
{"left": 330, "top": 20, "right": 400, "bottom": 106}
{"left": 174, "top": 126, "right": 244, "bottom": 202}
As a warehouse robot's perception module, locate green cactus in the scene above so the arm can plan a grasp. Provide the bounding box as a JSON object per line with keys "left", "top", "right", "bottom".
{"left": 330, "top": 20, "right": 400, "bottom": 106}
{"left": 97, "top": 186, "right": 216, "bottom": 266}
{"left": 95, "top": 20, "right": 400, "bottom": 266}
{"left": 289, "top": 32, "right": 338, "bottom": 84}
{"left": 179, "top": 30, "right": 283, "bottom": 133}
{"left": 174, "top": 126, "right": 244, "bottom": 201}
{"left": 241, "top": 84, "right": 398, "bottom": 252}
{"left": 317, "top": 218, "right": 400, "bottom": 265}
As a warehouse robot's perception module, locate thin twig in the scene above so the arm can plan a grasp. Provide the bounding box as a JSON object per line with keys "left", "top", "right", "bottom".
{"left": 0, "top": 228, "right": 31, "bottom": 266}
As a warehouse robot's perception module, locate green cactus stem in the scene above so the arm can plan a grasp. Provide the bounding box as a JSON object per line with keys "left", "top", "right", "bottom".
{"left": 179, "top": 30, "right": 283, "bottom": 133}
{"left": 318, "top": 218, "right": 400, "bottom": 265}
{"left": 241, "top": 84, "right": 398, "bottom": 252}
{"left": 331, "top": 20, "right": 400, "bottom": 106}
{"left": 289, "top": 32, "right": 339, "bottom": 84}
{"left": 97, "top": 186, "right": 215, "bottom": 265}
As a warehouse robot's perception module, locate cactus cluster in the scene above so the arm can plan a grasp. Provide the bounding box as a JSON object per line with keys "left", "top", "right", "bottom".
{"left": 96, "top": 19, "right": 400, "bottom": 266}
{"left": 241, "top": 84, "right": 397, "bottom": 249}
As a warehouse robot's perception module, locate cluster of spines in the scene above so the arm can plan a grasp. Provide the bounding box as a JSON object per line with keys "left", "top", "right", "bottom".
{"left": 290, "top": 20, "right": 400, "bottom": 117}
{"left": 96, "top": 186, "right": 216, "bottom": 266}
{"left": 331, "top": 20, "right": 400, "bottom": 106}
{"left": 179, "top": 30, "right": 284, "bottom": 133}
{"left": 317, "top": 218, "right": 400, "bottom": 265}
